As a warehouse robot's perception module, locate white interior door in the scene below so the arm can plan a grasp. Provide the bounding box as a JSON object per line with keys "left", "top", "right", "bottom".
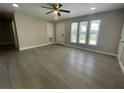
{"left": 47, "top": 23, "right": 54, "bottom": 43}
{"left": 56, "top": 22, "right": 65, "bottom": 44}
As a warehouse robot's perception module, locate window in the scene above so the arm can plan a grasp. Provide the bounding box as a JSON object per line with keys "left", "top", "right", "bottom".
{"left": 88, "top": 20, "right": 100, "bottom": 45}
{"left": 70, "top": 20, "right": 101, "bottom": 46}
{"left": 70, "top": 22, "right": 78, "bottom": 43}
{"left": 79, "top": 21, "right": 88, "bottom": 44}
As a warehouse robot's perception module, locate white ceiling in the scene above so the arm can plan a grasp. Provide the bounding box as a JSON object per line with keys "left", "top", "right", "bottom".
{"left": 0, "top": 3, "right": 124, "bottom": 22}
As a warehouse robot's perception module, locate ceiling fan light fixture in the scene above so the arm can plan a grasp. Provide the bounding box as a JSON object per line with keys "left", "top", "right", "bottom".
{"left": 41, "top": 4, "right": 70, "bottom": 17}
{"left": 54, "top": 10, "right": 58, "bottom": 14}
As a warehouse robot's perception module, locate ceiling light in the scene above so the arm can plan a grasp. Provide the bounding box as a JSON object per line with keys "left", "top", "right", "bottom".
{"left": 54, "top": 17, "right": 58, "bottom": 20}
{"left": 91, "top": 7, "right": 96, "bottom": 10}
{"left": 54, "top": 10, "right": 58, "bottom": 14}
{"left": 12, "top": 4, "right": 19, "bottom": 8}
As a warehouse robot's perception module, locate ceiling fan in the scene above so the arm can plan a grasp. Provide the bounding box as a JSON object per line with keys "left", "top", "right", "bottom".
{"left": 41, "top": 3, "right": 70, "bottom": 16}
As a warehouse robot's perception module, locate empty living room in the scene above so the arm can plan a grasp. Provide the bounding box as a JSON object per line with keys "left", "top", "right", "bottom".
{"left": 0, "top": 0, "right": 124, "bottom": 92}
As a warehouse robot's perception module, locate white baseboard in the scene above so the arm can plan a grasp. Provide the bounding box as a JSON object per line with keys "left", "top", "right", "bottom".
{"left": 19, "top": 42, "right": 54, "bottom": 51}
{"left": 63, "top": 44, "right": 117, "bottom": 57}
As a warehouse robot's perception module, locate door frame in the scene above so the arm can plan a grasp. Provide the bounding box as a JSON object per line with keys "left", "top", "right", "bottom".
{"left": 56, "top": 22, "right": 65, "bottom": 44}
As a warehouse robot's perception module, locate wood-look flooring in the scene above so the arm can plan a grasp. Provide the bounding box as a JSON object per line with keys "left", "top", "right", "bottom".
{"left": 0, "top": 44, "right": 124, "bottom": 89}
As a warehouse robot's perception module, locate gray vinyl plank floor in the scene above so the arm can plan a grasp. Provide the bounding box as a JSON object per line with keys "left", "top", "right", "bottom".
{"left": 0, "top": 44, "right": 124, "bottom": 89}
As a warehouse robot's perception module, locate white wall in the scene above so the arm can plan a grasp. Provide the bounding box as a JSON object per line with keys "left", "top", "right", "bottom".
{"left": 14, "top": 13, "right": 54, "bottom": 50}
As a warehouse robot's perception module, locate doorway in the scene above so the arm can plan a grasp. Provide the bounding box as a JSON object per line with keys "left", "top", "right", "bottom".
{"left": 56, "top": 22, "right": 65, "bottom": 44}
{"left": 0, "top": 13, "right": 19, "bottom": 51}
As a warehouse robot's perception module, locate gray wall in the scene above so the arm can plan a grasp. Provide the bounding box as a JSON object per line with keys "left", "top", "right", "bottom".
{"left": 60, "top": 9, "right": 124, "bottom": 54}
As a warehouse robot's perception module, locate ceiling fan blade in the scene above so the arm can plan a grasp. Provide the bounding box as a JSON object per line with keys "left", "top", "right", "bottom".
{"left": 57, "top": 12, "right": 61, "bottom": 16}
{"left": 46, "top": 11, "right": 53, "bottom": 14}
{"left": 59, "top": 9, "right": 70, "bottom": 13}
{"left": 40, "top": 6, "right": 52, "bottom": 9}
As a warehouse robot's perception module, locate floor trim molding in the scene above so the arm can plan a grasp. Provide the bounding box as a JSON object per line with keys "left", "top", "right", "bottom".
{"left": 63, "top": 44, "right": 117, "bottom": 57}
{"left": 19, "top": 42, "right": 54, "bottom": 51}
